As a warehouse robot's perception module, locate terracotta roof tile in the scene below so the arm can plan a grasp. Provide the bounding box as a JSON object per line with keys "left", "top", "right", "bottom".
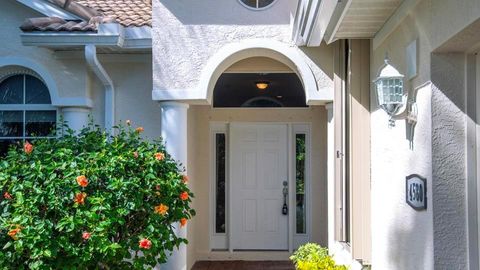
{"left": 74, "top": 0, "right": 151, "bottom": 27}
{"left": 20, "top": 17, "right": 97, "bottom": 32}
{"left": 20, "top": 0, "right": 151, "bottom": 32}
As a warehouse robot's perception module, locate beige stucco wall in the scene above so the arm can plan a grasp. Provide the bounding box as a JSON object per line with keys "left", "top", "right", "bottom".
{"left": 97, "top": 56, "right": 158, "bottom": 137}
{"left": 372, "top": 0, "right": 480, "bottom": 268}
{"left": 186, "top": 106, "right": 328, "bottom": 268}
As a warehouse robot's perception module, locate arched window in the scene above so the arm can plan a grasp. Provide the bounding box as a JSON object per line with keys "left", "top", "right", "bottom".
{"left": 0, "top": 74, "right": 57, "bottom": 155}
{"left": 238, "top": 0, "right": 277, "bottom": 10}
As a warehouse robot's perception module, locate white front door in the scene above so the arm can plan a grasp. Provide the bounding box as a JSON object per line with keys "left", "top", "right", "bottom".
{"left": 230, "top": 123, "right": 289, "bottom": 250}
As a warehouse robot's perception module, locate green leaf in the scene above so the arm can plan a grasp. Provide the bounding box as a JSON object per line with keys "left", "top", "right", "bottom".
{"left": 2, "top": 242, "right": 12, "bottom": 250}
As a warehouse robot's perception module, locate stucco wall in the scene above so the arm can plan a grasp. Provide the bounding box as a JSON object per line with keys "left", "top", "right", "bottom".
{"left": 430, "top": 54, "right": 468, "bottom": 269}
{"left": 152, "top": 0, "right": 334, "bottom": 101}
{"left": 101, "top": 57, "right": 158, "bottom": 138}
{"left": 0, "top": 1, "right": 90, "bottom": 102}
{"left": 372, "top": 0, "right": 480, "bottom": 269}
{"left": 186, "top": 106, "right": 328, "bottom": 268}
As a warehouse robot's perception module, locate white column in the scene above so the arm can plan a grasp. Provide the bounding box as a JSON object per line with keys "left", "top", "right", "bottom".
{"left": 160, "top": 101, "right": 189, "bottom": 270}
{"left": 326, "top": 102, "right": 335, "bottom": 251}
{"left": 62, "top": 107, "right": 90, "bottom": 133}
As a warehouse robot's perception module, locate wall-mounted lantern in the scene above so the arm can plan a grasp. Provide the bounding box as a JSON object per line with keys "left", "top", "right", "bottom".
{"left": 374, "top": 57, "right": 408, "bottom": 127}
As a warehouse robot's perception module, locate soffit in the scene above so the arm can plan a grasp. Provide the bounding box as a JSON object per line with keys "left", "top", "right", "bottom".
{"left": 334, "top": 0, "right": 403, "bottom": 39}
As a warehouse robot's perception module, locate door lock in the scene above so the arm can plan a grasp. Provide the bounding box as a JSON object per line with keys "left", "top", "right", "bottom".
{"left": 282, "top": 181, "right": 288, "bottom": 215}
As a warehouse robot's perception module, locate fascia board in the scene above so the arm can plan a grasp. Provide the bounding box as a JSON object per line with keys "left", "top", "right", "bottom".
{"left": 122, "top": 38, "right": 152, "bottom": 49}
{"left": 20, "top": 24, "right": 125, "bottom": 47}
{"left": 323, "top": 0, "right": 351, "bottom": 44}
{"left": 20, "top": 33, "right": 121, "bottom": 47}
{"left": 16, "top": 0, "right": 81, "bottom": 20}
{"left": 306, "top": 0, "right": 338, "bottom": 46}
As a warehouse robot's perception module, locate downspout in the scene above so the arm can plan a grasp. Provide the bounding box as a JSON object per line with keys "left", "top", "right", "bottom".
{"left": 85, "top": 44, "right": 115, "bottom": 133}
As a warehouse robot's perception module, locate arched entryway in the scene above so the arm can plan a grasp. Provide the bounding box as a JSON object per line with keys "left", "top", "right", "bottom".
{"left": 196, "top": 53, "right": 328, "bottom": 258}
{"left": 157, "top": 39, "right": 332, "bottom": 268}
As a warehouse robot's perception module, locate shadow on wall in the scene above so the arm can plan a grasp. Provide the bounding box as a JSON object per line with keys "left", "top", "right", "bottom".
{"left": 429, "top": 53, "right": 468, "bottom": 269}
{"left": 387, "top": 208, "right": 429, "bottom": 269}
{"left": 300, "top": 45, "right": 335, "bottom": 81}
{"left": 157, "top": 0, "right": 293, "bottom": 25}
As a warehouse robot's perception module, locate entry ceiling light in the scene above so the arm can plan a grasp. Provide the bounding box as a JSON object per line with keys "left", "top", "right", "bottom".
{"left": 255, "top": 81, "right": 269, "bottom": 90}
{"left": 374, "top": 55, "right": 418, "bottom": 128}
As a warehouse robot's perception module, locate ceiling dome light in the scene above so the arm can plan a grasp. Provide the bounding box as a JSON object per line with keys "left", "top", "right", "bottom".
{"left": 255, "top": 81, "right": 269, "bottom": 90}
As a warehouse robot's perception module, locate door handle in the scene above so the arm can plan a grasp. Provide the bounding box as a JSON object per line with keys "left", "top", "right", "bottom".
{"left": 282, "top": 181, "right": 288, "bottom": 215}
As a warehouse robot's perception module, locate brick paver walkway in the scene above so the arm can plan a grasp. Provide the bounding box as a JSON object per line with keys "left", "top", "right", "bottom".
{"left": 191, "top": 261, "right": 295, "bottom": 270}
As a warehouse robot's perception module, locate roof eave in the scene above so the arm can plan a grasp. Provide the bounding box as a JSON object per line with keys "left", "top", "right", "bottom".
{"left": 16, "top": 0, "right": 82, "bottom": 20}
{"left": 292, "top": 0, "right": 339, "bottom": 47}
{"left": 20, "top": 23, "right": 152, "bottom": 49}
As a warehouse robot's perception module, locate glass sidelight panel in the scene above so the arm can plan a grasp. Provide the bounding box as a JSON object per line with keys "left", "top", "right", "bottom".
{"left": 215, "top": 133, "right": 226, "bottom": 234}
{"left": 296, "top": 134, "right": 306, "bottom": 234}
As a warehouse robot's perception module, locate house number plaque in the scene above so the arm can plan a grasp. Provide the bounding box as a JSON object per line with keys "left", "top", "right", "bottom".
{"left": 406, "top": 174, "right": 427, "bottom": 210}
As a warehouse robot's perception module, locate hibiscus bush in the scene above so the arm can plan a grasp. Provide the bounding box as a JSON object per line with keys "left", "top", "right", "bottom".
{"left": 0, "top": 122, "right": 195, "bottom": 269}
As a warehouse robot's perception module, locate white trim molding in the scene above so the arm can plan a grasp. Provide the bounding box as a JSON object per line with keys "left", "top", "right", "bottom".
{"left": 0, "top": 56, "right": 92, "bottom": 108}
{"left": 292, "top": 0, "right": 338, "bottom": 47}
{"left": 153, "top": 39, "right": 332, "bottom": 105}
{"left": 323, "top": 0, "right": 352, "bottom": 45}
{"left": 21, "top": 23, "right": 125, "bottom": 47}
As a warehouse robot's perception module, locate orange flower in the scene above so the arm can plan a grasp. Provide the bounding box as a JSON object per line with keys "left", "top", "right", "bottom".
{"left": 154, "top": 204, "right": 169, "bottom": 216}
{"left": 3, "top": 192, "right": 12, "bottom": 200}
{"left": 23, "top": 141, "right": 33, "bottom": 154}
{"left": 76, "top": 175, "right": 88, "bottom": 187}
{"left": 135, "top": 127, "right": 144, "bottom": 133}
{"left": 126, "top": 119, "right": 131, "bottom": 126}
{"left": 139, "top": 238, "right": 152, "bottom": 249}
{"left": 133, "top": 151, "right": 139, "bottom": 158}
{"left": 180, "top": 218, "right": 187, "bottom": 227}
{"left": 82, "top": 232, "right": 91, "bottom": 240}
{"left": 154, "top": 152, "right": 165, "bottom": 161}
{"left": 7, "top": 228, "right": 21, "bottom": 240}
{"left": 179, "top": 191, "right": 189, "bottom": 201}
{"left": 182, "top": 175, "right": 189, "bottom": 184}
{"left": 74, "top": 192, "right": 87, "bottom": 205}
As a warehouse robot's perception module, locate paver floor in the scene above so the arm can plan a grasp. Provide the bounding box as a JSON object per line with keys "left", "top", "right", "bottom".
{"left": 191, "top": 260, "right": 295, "bottom": 270}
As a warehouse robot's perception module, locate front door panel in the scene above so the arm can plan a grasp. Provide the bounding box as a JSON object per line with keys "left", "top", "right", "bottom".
{"left": 230, "top": 123, "right": 288, "bottom": 250}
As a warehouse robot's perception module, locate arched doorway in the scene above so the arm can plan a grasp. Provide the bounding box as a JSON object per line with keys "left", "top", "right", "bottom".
{"left": 202, "top": 54, "right": 326, "bottom": 256}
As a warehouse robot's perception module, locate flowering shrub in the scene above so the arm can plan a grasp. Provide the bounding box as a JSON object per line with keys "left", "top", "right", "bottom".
{"left": 0, "top": 122, "right": 195, "bottom": 269}
{"left": 290, "top": 243, "right": 347, "bottom": 270}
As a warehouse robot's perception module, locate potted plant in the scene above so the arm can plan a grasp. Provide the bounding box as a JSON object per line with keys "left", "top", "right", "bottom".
{"left": 290, "top": 243, "right": 347, "bottom": 270}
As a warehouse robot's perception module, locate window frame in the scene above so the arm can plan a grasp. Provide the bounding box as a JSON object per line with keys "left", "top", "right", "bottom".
{"left": 237, "top": 0, "right": 278, "bottom": 11}
{"left": 0, "top": 73, "right": 58, "bottom": 148}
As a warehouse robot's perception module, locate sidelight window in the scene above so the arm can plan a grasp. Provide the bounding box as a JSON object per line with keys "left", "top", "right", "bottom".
{"left": 295, "top": 133, "right": 307, "bottom": 234}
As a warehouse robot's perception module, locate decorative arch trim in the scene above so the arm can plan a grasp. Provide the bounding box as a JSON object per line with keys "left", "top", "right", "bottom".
{"left": 152, "top": 39, "right": 333, "bottom": 105}
{"left": 0, "top": 57, "right": 92, "bottom": 108}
